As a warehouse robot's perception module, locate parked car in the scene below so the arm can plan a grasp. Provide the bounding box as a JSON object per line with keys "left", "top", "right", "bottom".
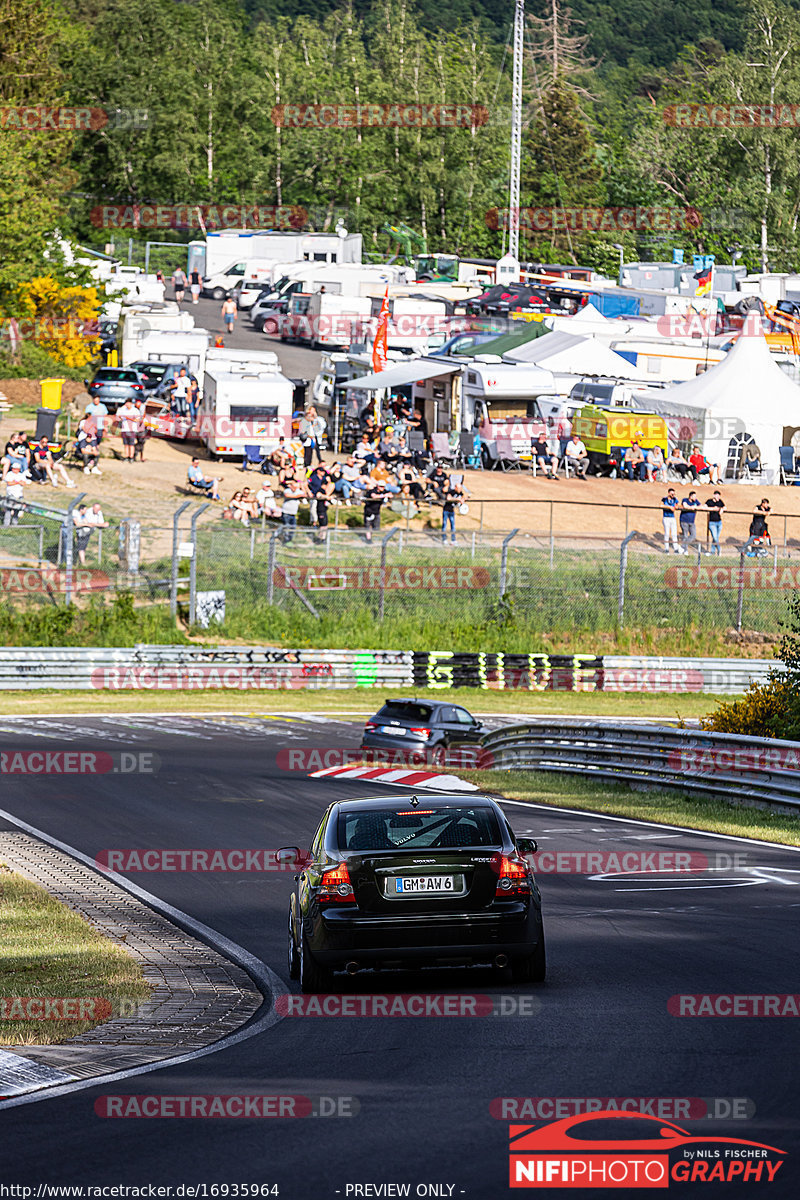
{"left": 285, "top": 792, "right": 545, "bottom": 991}
{"left": 250, "top": 294, "right": 291, "bottom": 334}
{"left": 361, "top": 698, "right": 483, "bottom": 762}
{"left": 428, "top": 331, "right": 500, "bottom": 356}
{"left": 84, "top": 366, "right": 147, "bottom": 411}
{"left": 465, "top": 284, "right": 547, "bottom": 317}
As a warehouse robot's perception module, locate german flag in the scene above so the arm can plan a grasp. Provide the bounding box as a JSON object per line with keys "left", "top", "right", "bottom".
{"left": 694, "top": 265, "right": 713, "bottom": 296}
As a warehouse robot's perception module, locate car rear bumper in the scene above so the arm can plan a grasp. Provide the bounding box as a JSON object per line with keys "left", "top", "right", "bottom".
{"left": 360, "top": 734, "right": 437, "bottom": 753}
{"left": 310, "top": 906, "right": 540, "bottom": 966}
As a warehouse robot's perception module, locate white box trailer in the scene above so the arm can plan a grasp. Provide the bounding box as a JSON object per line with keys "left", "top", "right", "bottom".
{"left": 204, "top": 346, "right": 280, "bottom": 371}
{"left": 198, "top": 229, "right": 363, "bottom": 285}
{"left": 133, "top": 329, "right": 211, "bottom": 378}
{"left": 608, "top": 337, "right": 728, "bottom": 382}
{"left": 200, "top": 365, "right": 295, "bottom": 459}
{"left": 119, "top": 307, "right": 196, "bottom": 365}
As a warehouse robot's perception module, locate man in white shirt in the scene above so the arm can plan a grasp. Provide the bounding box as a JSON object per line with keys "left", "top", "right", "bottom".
{"left": 3, "top": 463, "right": 25, "bottom": 525}
{"left": 74, "top": 503, "right": 108, "bottom": 564}
{"left": 255, "top": 482, "right": 281, "bottom": 518}
{"left": 564, "top": 435, "right": 589, "bottom": 478}
{"left": 280, "top": 480, "right": 305, "bottom": 543}
{"left": 170, "top": 368, "right": 192, "bottom": 416}
{"left": 116, "top": 398, "right": 140, "bottom": 462}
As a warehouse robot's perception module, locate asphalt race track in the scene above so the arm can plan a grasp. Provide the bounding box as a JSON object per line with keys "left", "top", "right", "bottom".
{"left": 0, "top": 713, "right": 798, "bottom": 1197}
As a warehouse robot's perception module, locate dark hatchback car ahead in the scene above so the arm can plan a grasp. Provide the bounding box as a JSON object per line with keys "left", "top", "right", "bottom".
{"left": 361, "top": 698, "right": 483, "bottom": 761}
{"left": 285, "top": 793, "right": 544, "bottom": 992}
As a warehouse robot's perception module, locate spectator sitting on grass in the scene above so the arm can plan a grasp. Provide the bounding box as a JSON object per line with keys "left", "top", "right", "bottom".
{"left": 3, "top": 432, "right": 30, "bottom": 479}
{"left": 354, "top": 433, "right": 378, "bottom": 467}
{"left": 667, "top": 446, "right": 691, "bottom": 480}
{"left": 188, "top": 457, "right": 221, "bottom": 500}
{"left": 269, "top": 438, "right": 292, "bottom": 474}
{"left": 229, "top": 491, "right": 252, "bottom": 527}
{"left": 334, "top": 456, "right": 365, "bottom": 504}
{"left": 255, "top": 480, "right": 282, "bottom": 519}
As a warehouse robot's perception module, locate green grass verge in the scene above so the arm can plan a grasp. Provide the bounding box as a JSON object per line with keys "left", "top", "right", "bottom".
{"left": 0, "top": 868, "right": 150, "bottom": 1045}
{"left": 472, "top": 769, "right": 800, "bottom": 846}
{"left": 0, "top": 687, "right": 736, "bottom": 720}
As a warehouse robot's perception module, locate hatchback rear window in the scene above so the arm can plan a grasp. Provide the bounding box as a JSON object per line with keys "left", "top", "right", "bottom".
{"left": 337, "top": 806, "right": 500, "bottom": 851}
{"left": 375, "top": 702, "right": 433, "bottom": 722}
{"left": 97, "top": 369, "right": 138, "bottom": 381}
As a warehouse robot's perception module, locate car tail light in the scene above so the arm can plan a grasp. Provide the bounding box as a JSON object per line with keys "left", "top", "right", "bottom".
{"left": 364, "top": 723, "right": 376, "bottom": 732}
{"left": 492, "top": 852, "right": 531, "bottom": 897}
{"left": 132, "top": 383, "right": 143, "bottom": 390}
{"left": 318, "top": 861, "right": 355, "bottom": 903}
{"left": 409, "top": 727, "right": 431, "bottom": 739}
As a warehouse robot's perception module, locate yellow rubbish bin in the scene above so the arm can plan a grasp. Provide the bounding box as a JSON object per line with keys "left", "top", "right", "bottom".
{"left": 40, "top": 378, "right": 64, "bottom": 410}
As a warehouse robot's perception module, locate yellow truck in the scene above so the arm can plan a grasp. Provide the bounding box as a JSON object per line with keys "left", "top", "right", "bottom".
{"left": 572, "top": 403, "right": 669, "bottom": 474}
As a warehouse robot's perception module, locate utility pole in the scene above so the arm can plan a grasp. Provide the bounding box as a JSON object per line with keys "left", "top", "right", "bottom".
{"left": 509, "top": 0, "right": 524, "bottom": 262}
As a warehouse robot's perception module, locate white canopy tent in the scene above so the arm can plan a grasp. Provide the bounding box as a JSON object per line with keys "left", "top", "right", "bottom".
{"left": 502, "top": 329, "right": 649, "bottom": 383}
{"left": 651, "top": 333, "right": 800, "bottom": 480}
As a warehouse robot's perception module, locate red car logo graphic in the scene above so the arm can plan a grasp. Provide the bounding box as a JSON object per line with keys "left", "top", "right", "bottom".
{"left": 509, "top": 1110, "right": 785, "bottom": 1189}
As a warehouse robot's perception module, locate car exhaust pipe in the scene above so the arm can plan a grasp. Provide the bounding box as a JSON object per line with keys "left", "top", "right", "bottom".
{"left": 494, "top": 953, "right": 509, "bottom": 969}
{"left": 345, "top": 961, "right": 361, "bottom": 976}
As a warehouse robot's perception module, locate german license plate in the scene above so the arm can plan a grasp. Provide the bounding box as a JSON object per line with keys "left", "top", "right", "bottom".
{"left": 380, "top": 725, "right": 406, "bottom": 736}
{"left": 393, "top": 875, "right": 456, "bottom": 895}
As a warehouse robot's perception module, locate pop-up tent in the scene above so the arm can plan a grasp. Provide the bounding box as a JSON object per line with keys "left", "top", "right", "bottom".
{"left": 645, "top": 333, "right": 800, "bottom": 479}
{"left": 503, "top": 329, "right": 648, "bottom": 380}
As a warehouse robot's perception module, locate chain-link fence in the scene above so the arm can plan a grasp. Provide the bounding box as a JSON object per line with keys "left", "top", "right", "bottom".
{"left": 1, "top": 497, "right": 797, "bottom": 641}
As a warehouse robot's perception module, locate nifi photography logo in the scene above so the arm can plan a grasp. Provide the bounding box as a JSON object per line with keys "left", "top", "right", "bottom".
{"left": 507, "top": 1111, "right": 786, "bottom": 1188}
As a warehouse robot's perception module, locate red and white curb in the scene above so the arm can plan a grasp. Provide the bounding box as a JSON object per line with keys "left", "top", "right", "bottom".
{"left": 309, "top": 765, "right": 478, "bottom": 792}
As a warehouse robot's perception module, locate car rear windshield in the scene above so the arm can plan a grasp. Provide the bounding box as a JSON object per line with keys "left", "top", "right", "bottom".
{"left": 375, "top": 702, "right": 433, "bottom": 722}
{"left": 97, "top": 369, "right": 138, "bottom": 381}
{"left": 337, "top": 806, "right": 500, "bottom": 851}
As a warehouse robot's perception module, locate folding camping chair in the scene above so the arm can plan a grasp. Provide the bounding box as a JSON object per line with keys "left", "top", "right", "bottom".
{"left": 431, "top": 431, "right": 457, "bottom": 465}
{"left": 407, "top": 430, "right": 429, "bottom": 469}
{"left": 458, "top": 430, "right": 482, "bottom": 469}
{"left": 242, "top": 444, "right": 268, "bottom": 472}
{"left": 494, "top": 435, "right": 523, "bottom": 471}
{"left": 780, "top": 446, "right": 800, "bottom": 485}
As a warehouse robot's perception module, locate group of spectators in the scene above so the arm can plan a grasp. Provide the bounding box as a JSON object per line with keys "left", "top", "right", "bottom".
{"left": 187, "top": 401, "right": 469, "bottom": 544}
{"left": 531, "top": 431, "right": 722, "bottom": 484}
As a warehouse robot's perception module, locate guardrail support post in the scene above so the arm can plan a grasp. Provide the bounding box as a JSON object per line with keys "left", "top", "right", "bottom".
{"left": 63, "top": 493, "right": 87, "bottom": 606}
{"left": 499, "top": 528, "right": 519, "bottom": 599}
{"left": 188, "top": 503, "right": 210, "bottom": 625}
{"left": 171, "top": 501, "right": 191, "bottom": 616}
{"left": 379, "top": 528, "right": 400, "bottom": 622}
{"left": 618, "top": 531, "right": 637, "bottom": 628}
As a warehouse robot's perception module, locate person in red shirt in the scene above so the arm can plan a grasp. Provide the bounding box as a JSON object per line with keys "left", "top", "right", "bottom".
{"left": 689, "top": 445, "right": 719, "bottom": 484}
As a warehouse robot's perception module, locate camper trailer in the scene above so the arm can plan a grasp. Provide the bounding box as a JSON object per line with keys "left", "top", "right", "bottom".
{"left": 200, "top": 363, "right": 295, "bottom": 459}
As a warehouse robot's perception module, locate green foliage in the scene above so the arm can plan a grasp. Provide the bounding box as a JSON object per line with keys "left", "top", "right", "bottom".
{"left": 700, "top": 672, "right": 799, "bottom": 738}
{"left": 0, "top": 594, "right": 183, "bottom": 646}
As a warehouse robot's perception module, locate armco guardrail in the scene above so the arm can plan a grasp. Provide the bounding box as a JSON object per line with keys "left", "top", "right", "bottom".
{"left": 481, "top": 719, "right": 800, "bottom": 810}
{"left": 0, "top": 647, "right": 773, "bottom": 692}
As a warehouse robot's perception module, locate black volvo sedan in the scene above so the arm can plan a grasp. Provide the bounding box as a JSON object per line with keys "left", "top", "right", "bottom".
{"left": 283, "top": 793, "right": 544, "bottom": 993}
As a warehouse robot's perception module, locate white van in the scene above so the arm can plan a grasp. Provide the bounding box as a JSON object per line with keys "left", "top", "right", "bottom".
{"left": 118, "top": 307, "right": 196, "bottom": 365}
{"left": 200, "top": 364, "right": 295, "bottom": 459}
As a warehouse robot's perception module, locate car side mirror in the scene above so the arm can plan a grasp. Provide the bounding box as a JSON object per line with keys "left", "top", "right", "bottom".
{"left": 473, "top": 719, "right": 483, "bottom": 730}
{"left": 276, "top": 846, "right": 303, "bottom": 869}
{"left": 517, "top": 837, "right": 538, "bottom": 855}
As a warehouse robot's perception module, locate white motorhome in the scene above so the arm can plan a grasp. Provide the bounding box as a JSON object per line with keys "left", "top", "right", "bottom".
{"left": 196, "top": 229, "right": 364, "bottom": 295}
{"left": 458, "top": 358, "right": 563, "bottom": 459}
{"left": 200, "top": 363, "right": 295, "bottom": 459}
{"left": 133, "top": 329, "right": 211, "bottom": 378}
{"left": 104, "top": 268, "right": 166, "bottom": 304}
{"left": 118, "top": 306, "right": 196, "bottom": 365}
{"left": 204, "top": 346, "right": 280, "bottom": 371}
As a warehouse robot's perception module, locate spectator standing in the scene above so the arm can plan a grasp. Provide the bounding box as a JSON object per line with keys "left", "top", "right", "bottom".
{"left": 746, "top": 499, "right": 771, "bottom": 554}
{"left": 221, "top": 297, "right": 237, "bottom": 333}
{"left": 190, "top": 268, "right": 202, "bottom": 304}
{"left": 133, "top": 399, "right": 148, "bottom": 462}
{"left": 298, "top": 406, "right": 326, "bottom": 468}
{"left": 85, "top": 397, "right": 108, "bottom": 443}
{"left": 705, "top": 491, "right": 725, "bottom": 555}
{"left": 564, "top": 434, "right": 589, "bottom": 478}
{"left": 441, "top": 481, "right": 460, "bottom": 545}
{"left": 170, "top": 368, "right": 192, "bottom": 416}
{"left": 3, "top": 462, "right": 26, "bottom": 525}
{"left": 172, "top": 267, "right": 187, "bottom": 302}
{"left": 679, "top": 490, "right": 701, "bottom": 551}
{"left": 661, "top": 487, "right": 680, "bottom": 553}
{"left": 116, "top": 398, "right": 140, "bottom": 463}
{"left": 280, "top": 478, "right": 304, "bottom": 543}
{"left": 75, "top": 502, "right": 107, "bottom": 564}
{"left": 363, "top": 479, "right": 386, "bottom": 544}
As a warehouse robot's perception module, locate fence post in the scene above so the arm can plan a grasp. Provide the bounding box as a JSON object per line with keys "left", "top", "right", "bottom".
{"left": 63, "top": 493, "right": 87, "bottom": 606}
{"left": 379, "top": 528, "right": 400, "bottom": 622}
{"left": 170, "top": 501, "right": 191, "bottom": 616}
{"left": 250, "top": 526, "right": 255, "bottom": 561}
{"left": 267, "top": 531, "right": 278, "bottom": 605}
{"left": 736, "top": 549, "right": 746, "bottom": 633}
{"left": 549, "top": 501, "right": 554, "bottom": 570}
{"left": 617, "top": 531, "right": 637, "bottom": 628}
{"left": 188, "top": 503, "right": 210, "bottom": 625}
{"left": 38, "top": 525, "right": 43, "bottom": 563}
{"left": 499, "top": 528, "right": 519, "bottom": 599}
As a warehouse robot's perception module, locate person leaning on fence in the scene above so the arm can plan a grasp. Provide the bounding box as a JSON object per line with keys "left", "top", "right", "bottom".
{"left": 280, "top": 478, "right": 305, "bottom": 543}
{"left": 188, "top": 457, "right": 221, "bottom": 500}
{"left": 363, "top": 478, "right": 387, "bottom": 544}
{"left": 74, "top": 502, "right": 107, "bottom": 565}
{"left": 679, "top": 490, "right": 701, "bottom": 551}
{"left": 704, "top": 490, "right": 725, "bottom": 555}
{"left": 745, "top": 498, "right": 771, "bottom": 555}
{"left": 661, "top": 487, "right": 680, "bottom": 553}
